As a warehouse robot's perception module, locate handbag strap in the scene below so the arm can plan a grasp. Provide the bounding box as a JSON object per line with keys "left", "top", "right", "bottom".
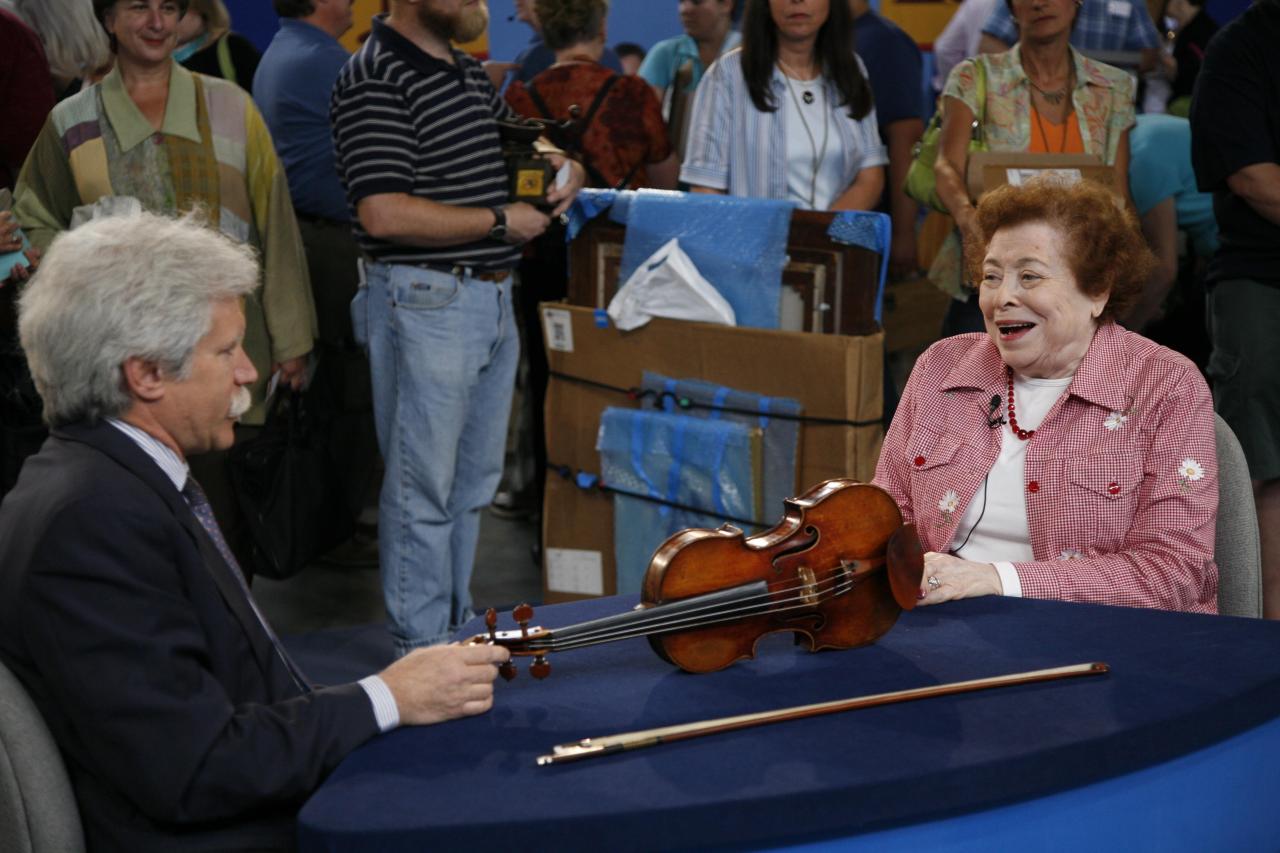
{"left": 972, "top": 55, "right": 988, "bottom": 145}
{"left": 216, "top": 35, "right": 236, "bottom": 85}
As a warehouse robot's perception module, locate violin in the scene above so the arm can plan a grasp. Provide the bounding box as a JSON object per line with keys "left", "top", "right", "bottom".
{"left": 469, "top": 479, "right": 924, "bottom": 680}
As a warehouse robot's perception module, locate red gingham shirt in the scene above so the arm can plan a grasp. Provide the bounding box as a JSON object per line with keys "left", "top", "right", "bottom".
{"left": 874, "top": 322, "right": 1218, "bottom": 613}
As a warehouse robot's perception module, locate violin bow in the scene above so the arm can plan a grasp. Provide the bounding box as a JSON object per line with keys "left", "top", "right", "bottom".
{"left": 536, "top": 662, "right": 1109, "bottom": 765}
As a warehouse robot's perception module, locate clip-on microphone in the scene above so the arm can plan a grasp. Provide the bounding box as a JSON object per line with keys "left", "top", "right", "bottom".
{"left": 987, "top": 394, "right": 1006, "bottom": 429}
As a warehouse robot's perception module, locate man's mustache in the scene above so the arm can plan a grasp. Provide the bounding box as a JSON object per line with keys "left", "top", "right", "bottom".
{"left": 228, "top": 386, "right": 252, "bottom": 419}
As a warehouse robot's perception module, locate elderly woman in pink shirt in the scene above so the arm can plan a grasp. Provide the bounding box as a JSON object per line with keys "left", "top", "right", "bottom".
{"left": 875, "top": 179, "right": 1218, "bottom": 613}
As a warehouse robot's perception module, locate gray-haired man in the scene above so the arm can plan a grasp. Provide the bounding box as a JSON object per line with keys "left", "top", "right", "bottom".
{"left": 0, "top": 212, "right": 507, "bottom": 852}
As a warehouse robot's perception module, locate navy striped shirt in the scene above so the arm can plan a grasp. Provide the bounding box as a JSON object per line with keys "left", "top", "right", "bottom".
{"left": 330, "top": 15, "right": 519, "bottom": 270}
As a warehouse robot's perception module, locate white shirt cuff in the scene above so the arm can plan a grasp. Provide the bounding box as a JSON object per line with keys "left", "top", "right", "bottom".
{"left": 359, "top": 675, "right": 401, "bottom": 733}
{"left": 994, "top": 562, "right": 1022, "bottom": 597}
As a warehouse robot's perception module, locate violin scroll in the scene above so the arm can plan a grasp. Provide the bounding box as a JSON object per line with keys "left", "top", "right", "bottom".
{"left": 475, "top": 605, "right": 552, "bottom": 680}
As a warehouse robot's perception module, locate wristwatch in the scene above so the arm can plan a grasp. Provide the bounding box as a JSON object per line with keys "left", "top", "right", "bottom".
{"left": 488, "top": 206, "right": 508, "bottom": 242}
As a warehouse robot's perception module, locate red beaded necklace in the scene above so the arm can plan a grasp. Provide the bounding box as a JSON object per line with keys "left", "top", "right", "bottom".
{"left": 1006, "top": 368, "right": 1035, "bottom": 441}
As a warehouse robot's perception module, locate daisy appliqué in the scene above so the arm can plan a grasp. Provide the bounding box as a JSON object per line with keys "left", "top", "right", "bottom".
{"left": 1178, "top": 458, "right": 1205, "bottom": 490}
{"left": 1104, "top": 411, "right": 1129, "bottom": 431}
{"left": 1059, "top": 548, "right": 1084, "bottom": 560}
{"left": 938, "top": 489, "right": 960, "bottom": 524}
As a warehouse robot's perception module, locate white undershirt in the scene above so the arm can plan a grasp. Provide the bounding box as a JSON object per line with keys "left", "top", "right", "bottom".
{"left": 949, "top": 374, "right": 1073, "bottom": 596}
{"left": 781, "top": 77, "right": 844, "bottom": 210}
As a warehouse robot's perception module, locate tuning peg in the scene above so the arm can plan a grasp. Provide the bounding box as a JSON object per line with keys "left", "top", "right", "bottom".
{"left": 485, "top": 608, "right": 499, "bottom": 643}
{"left": 531, "top": 654, "right": 551, "bottom": 680}
{"left": 499, "top": 659, "right": 517, "bottom": 681}
{"left": 512, "top": 603, "right": 534, "bottom": 638}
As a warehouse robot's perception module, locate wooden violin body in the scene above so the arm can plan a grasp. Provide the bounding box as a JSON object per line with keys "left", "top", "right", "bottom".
{"left": 641, "top": 479, "right": 922, "bottom": 673}
{"left": 472, "top": 479, "right": 924, "bottom": 678}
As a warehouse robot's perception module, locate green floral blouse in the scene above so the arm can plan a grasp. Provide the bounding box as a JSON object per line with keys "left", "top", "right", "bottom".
{"left": 929, "top": 47, "right": 1137, "bottom": 298}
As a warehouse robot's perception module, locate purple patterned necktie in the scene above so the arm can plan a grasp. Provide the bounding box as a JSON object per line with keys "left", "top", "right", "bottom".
{"left": 182, "top": 476, "right": 311, "bottom": 693}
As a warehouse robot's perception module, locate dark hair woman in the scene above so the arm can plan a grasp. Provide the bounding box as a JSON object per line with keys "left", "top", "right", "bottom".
{"left": 681, "top": 0, "right": 886, "bottom": 210}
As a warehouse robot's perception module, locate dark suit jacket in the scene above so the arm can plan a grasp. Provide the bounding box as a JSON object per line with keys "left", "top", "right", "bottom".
{"left": 0, "top": 421, "right": 380, "bottom": 852}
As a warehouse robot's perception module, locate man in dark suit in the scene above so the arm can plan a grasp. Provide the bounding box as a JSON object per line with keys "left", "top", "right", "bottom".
{"left": 0, "top": 212, "right": 509, "bottom": 852}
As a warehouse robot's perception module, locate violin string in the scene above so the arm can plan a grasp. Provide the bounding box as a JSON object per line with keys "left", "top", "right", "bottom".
{"left": 541, "top": 574, "right": 862, "bottom": 653}
{"left": 535, "top": 567, "right": 857, "bottom": 649}
{"left": 513, "top": 570, "right": 866, "bottom": 653}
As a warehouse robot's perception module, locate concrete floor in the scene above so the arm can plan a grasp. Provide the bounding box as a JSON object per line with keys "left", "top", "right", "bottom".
{"left": 256, "top": 510, "right": 542, "bottom": 678}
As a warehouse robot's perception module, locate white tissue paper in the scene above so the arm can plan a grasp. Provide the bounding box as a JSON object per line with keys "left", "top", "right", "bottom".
{"left": 606, "top": 237, "right": 736, "bottom": 331}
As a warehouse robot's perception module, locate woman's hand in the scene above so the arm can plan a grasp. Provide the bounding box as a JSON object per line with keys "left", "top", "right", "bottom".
{"left": 1, "top": 212, "right": 41, "bottom": 285}
{"left": 273, "top": 355, "right": 309, "bottom": 392}
{"left": 918, "top": 551, "right": 1003, "bottom": 605}
{"left": 0, "top": 211, "right": 22, "bottom": 253}
{"left": 6, "top": 247, "right": 40, "bottom": 284}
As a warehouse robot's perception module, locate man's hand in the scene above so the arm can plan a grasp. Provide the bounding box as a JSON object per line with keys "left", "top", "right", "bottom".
{"left": 379, "top": 643, "right": 511, "bottom": 725}
{"left": 271, "top": 355, "right": 309, "bottom": 392}
{"left": 499, "top": 203, "right": 550, "bottom": 244}
{"left": 543, "top": 153, "right": 586, "bottom": 218}
{"left": 503, "top": 202, "right": 551, "bottom": 244}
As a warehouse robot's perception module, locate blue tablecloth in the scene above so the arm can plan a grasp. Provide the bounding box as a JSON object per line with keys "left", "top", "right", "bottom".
{"left": 298, "top": 596, "right": 1280, "bottom": 851}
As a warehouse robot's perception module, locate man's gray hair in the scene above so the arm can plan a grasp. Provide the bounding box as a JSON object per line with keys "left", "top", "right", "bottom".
{"left": 18, "top": 212, "right": 259, "bottom": 426}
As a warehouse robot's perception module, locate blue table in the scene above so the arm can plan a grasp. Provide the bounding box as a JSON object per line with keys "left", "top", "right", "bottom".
{"left": 297, "top": 596, "right": 1280, "bottom": 851}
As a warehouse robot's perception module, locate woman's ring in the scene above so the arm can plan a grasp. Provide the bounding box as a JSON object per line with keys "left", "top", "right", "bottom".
{"left": 927, "top": 575, "right": 940, "bottom": 590}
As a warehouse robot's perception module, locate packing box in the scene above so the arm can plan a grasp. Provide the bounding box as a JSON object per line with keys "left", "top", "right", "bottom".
{"left": 539, "top": 304, "right": 884, "bottom": 602}
{"left": 567, "top": 212, "right": 883, "bottom": 336}
{"left": 965, "top": 152, "right": 1116, "bottom": 200}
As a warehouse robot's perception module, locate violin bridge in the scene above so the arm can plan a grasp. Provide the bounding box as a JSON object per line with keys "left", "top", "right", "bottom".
{"left": 797, "top": 566, "right": 819, "bottom": 607}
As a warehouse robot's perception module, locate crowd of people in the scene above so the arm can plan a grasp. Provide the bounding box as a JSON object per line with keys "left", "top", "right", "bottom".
{"left": 0, "top": 0, "right": 1277, "bottom": 848}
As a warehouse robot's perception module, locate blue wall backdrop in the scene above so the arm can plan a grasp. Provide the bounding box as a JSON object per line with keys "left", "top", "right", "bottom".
{"left": 224, "top": 0, "right": 685, "bottom": 58}
{"left": 225, "top": 0, "right": 1251, "bottom": 69}
{"left": 227, "top": 0, "right": 1249, "bottom": 58}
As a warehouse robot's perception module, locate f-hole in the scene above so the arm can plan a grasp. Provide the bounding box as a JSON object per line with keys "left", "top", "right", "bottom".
{"left": 770, "top": 525, "right": 820, "bottom": 574}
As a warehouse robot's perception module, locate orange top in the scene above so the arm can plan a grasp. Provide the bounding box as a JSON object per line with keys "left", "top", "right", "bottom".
{"left": 1028, "top": 108, "right": 1086, "bottom": 154}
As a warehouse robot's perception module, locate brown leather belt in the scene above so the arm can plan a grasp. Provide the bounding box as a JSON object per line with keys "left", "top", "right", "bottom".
{"left": 469, "top": 269, "right": 513, "bottom": 283}
{"left": 421, "top": 262, "right": 512, "bottom": 283}
{"left": 357, "top": 257, "right": 514, "bottom": 284}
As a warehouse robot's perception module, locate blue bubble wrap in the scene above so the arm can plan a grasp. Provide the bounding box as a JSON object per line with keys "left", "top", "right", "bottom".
{"left": 640, "top": 371, "right": 800, "bottom": 519}
{"left": 597, "top": 408, "right": 756, "bottom": 594}
{"left": 826, "top": 210, "right": 892, "bottom": 324}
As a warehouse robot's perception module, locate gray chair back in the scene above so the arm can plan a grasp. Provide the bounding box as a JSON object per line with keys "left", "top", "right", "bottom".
{"left": 1214, "top": 413, "right": 1262, "bottom": 618}
{"left": 0, "top": 658, "right": 85, "bottom": 853}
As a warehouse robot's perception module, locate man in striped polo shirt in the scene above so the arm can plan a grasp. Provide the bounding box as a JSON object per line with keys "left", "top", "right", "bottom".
{"left": 331, "top": 0, "right": 583, "bottom": 655}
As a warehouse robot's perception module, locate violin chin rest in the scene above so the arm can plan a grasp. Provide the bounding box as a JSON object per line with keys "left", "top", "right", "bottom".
{"left": 885, "top": 523, "right": 925, "bottom": 611}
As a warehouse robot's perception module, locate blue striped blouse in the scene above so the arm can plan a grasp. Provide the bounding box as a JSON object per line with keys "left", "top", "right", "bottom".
{"left": 680, "top": 48, "right": 888, "bottom": 206}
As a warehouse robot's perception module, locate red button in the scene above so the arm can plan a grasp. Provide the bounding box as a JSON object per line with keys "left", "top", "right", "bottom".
{"left": 1028, "top": 481, "right": 1040, "bottom": 493}
{"left": 1107, "top": 482, "right": 1120, "bottom": 495}
{"left": 914, "top": 456, "right": 926, "bottom": 467}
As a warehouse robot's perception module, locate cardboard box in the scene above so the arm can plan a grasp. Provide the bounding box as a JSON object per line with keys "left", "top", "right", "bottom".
{"left": 540, "top": 304, "right": 884, "bottom": 602}
{"left": 567, "top": 213, "right": 883, "bottom": 337}
{"left": 965, "top": 151, "right": 1116, "bottom": 201}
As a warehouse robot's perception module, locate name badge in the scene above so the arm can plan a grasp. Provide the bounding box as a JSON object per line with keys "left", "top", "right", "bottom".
{"left": 1107, "top": 0, "right": 1131, "bottom": 17}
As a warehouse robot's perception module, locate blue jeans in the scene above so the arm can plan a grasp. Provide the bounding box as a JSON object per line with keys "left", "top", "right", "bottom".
{"left": 359, "top": 262, "right": 518, "bottom": 653}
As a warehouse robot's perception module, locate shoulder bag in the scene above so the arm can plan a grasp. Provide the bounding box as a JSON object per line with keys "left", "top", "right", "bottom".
{"left": 904, "top": 56, "right": 988, "bottom": 214}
